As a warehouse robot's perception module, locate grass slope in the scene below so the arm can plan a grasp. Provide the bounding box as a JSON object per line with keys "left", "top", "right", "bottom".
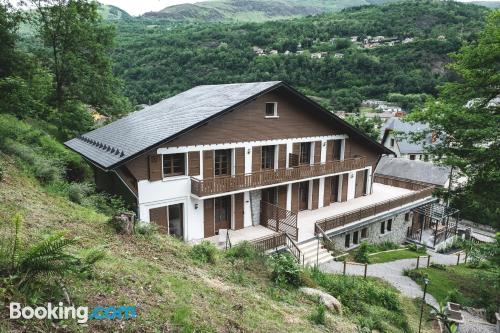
{"left": 0, "top": 152, "right": 440, "bottom": 332}
{"left": 368, "top": 249, "right": 423, "bottom": 264}
{"left": 0, "top": 156, "right": 356, "bottom": 332}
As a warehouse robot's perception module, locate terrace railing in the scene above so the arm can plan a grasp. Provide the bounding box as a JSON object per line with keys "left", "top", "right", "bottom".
{"left": 314, "top": 186, "right": 435, "bottom": 235}
{"left": 191, "top": 156, "right": 369, "bottom": 197}
{"left": 260, "top": 201, "right": 298, "bottom": 241}
{"left": 250, "top": 233, "right": 286, "bottom": 252}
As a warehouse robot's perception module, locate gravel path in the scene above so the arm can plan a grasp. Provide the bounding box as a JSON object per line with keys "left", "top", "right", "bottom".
{"left": 320, "top": 251, "right": 496, "bottom": 332}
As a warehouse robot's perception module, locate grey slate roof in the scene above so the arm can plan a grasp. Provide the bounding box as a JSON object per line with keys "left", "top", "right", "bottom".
{"left": 381, "top": 118, "right": 432, "bottom": 154}
{"left": 375, "top": 156, "right": 450, "bottom": 186}
{"left": 65, "top": 81, "right": 281, "bottom": 168}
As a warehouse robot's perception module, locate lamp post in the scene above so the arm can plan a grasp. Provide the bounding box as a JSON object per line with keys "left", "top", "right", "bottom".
{"left": 418, "top": 278, "right": 430, "bottom": 333}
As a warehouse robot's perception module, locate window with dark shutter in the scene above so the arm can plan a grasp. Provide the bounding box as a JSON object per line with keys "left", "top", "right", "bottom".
{"left": 387, "top": 219, "right": 392, "bottom": 232}
{"left": 163, "top": 154, "right": 185, "bottom": 177}
{"left": 214, "top": 149, "right": 232, "bottom": 176}
{"left": 333, "top": 140, "right": 342, "bottom": 160}
{"left": 299, "top": 142, "right": 311, "bottom": 165}
{"left": 344, "top": 234, "right": 350, "bottom": 248}
{"left": 261, "top": 145, "right": 275, "bottom": 170}
{"left": 361, "top": 228, "right": 368, "bottom": 239}
{"left": 380, "top": 221, "right": 385, "bottom": 234}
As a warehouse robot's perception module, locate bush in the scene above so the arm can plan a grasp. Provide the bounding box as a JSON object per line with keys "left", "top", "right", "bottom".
{"left": 67, "top": 182, "right": 94, "bottom": 204}
{"left": 299, "top": 270, "right": 318, "bottom": 288}
{"left": 308, "top": 301, "right": 326, "bottom": 325}
{"left": 408, "top": 243, "right": 427, "bottom": 254}
{"left": 190, "top": 241, "right": 218, "bottom": 264}
{"left": 354, "top": 242, "right": 370, "bottom": 263}
{"left": 430, "top": 263, "right": 446, "bottom": 270}
{"left": 34, "top": 159, "right": 62, "bottom": 184}
{"left": 446, "top": 288, "right": 466, "bottom": 304}
{"left": 134, "top": 221, "right": 158, "bottom": 236}
{"left": 269, "top": 252, "right": 301, "bottom": 287}
{"left": 225, "top": 241, "right": 260, "bottom": 262}
{"left": 0, "top": 162, "right": 3, "bottom": 182}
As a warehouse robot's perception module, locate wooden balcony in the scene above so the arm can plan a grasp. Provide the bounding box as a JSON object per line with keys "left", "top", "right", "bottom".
{"left": 191, "top": 156, "right": 370, "bottom": 197}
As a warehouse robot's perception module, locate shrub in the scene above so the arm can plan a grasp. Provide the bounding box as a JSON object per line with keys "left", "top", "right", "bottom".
{"left": 190, "top": 241, "right": 218, "bottom": 264}
{"left": 134, "top": 221, "right": 158, "bottom": 236}
{"left": 269, "top": 252, "right": 301, "bottom": 287}
{"left": 354, "top": 242, "right": 370, "bottom": 263}
{"left": 408, "top": 243, "right": 427, "bottom": 254}
{"left": 446, "top": 289, "right": 466, "bottom": 304}
{"left": 299, "top": 270, "right": 318, "bottom": 288}
{"left": 377, "top": 241, "right": 400, "bottom": 251}
{"left": 67, "top": 182, "right": 94, "bottom": 204}
{"left": 308, "top": 300, "right": 326, "bottom": 325}
{"left": 0, "top": 162, "right": 3, "bottom": 182}
{"left": 33, "top": 158, "right": 62, "bottom": 184}
{"left": 225, "top": 241, "right": 260, "bottom": 262}
{"left": 430, "top": 263, "right": 446, "bottom": 270}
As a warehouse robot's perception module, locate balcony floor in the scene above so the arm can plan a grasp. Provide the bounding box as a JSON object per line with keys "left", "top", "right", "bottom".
{"left": 297, "top": 183, "right": 415, "bottom": 242}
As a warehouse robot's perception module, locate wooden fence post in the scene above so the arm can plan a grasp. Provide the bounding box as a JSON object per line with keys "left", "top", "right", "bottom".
{"left": 457, "top": 252, "right": 461, "bottom": 265}
{"left": 416, "top": 256, "right": 420, "bottom": 269}
{"left": 464, "top": 252, "right": 468, "bottom": 264}
{"left": 343, "top": 261, "right": 347, "bottom": 275}
{"left": 364, "top": 263, "right": 367, "bottom": 279}
{"left": 427, "top": 255, "right": 431, "bottom": 267}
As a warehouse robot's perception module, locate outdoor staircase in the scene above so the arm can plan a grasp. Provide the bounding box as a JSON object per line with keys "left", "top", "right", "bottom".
{"left": 297, "top": 238, "right": 334, "bottom": 266}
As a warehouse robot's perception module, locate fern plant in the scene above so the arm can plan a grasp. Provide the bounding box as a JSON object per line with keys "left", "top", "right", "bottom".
{"left": 0, "top": 213, "right": 104, "bottom": 292}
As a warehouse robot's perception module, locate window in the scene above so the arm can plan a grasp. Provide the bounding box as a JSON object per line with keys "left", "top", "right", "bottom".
{"left": 409, "top": 154, "right": 416, "bottom": 160}
{"left": 265, "top": 102, "right": 278, "bottom": 117}
{"left": 262, "top": 187, "right": 277, "bottom": 204}
{"left": 214, "top": 149, "right": 232, "bottom": 176}
{"left": 380, "top": 221, "right": 385, "bottom": 234}
{"left": 390, "top": 138, "right": 395, "bottom": 147}
{"left": 163, "top": 153, "right": 185, "bottom": 177}
{"left": 405, "top": 213, "right": 410, "bottom": 221}
{"left": 361, "top": 227, "right": 368, "bottom": 239}
{"left": 424, "top": 154, "right": 429, "bottom": 162}
{"left": 168, "top": 203, "right": 183, "bottom": 238}
{"left": 345, "top": 234, "right": 350, "bottom": 248}
{"left": 299, "top": 142, "right": 311, "bottom": 165}
{"left": 333, "top": 140, "right": 342, "bottom": 160}
{"left": 353, "top": 231, "right": 359, "bottom": 245}
{"left": 261, "top": 145, "right": 275, "bottom": 170}
{"left": 387, "top": 219, "right": 392, "bottom": 232}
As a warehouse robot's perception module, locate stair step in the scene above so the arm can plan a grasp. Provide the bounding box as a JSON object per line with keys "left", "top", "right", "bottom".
{"left": 303, "top": 251, "right": 332, "bottom": 263}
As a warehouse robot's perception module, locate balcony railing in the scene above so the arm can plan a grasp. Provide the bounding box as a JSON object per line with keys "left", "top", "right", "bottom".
{"left": 314, "top": 186, "right": 435, "bottom": 235}
{"left": 260, "top": 201, "right": 298, "bottom": 241}
{"left": 191, "top": 156, "right": 369, "bottom": 197}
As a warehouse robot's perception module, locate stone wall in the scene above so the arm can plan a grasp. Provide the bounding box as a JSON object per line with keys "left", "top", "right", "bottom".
{"left": 330, "top": 210, "right": 413, "bottom": 251}
{"left": 249, "top": 190, "right": 262, "bottom": 226}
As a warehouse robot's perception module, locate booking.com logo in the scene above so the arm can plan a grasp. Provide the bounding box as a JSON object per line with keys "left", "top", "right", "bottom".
{"left": 9, "top": 302, "right": 137, "bottom": 323}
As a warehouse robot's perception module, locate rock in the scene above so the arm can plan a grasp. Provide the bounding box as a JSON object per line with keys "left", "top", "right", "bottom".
{"left": 299, "top": 287, "right": 342, "bottom": 314}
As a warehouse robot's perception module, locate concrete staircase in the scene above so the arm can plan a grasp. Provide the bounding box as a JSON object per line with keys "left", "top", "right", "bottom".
{"left": 298, "top": 238, "right": 334, "bottom": 266}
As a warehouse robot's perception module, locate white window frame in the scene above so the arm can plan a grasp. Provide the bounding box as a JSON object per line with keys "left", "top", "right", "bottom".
{"left": 265, "top": 102, "right": 279, "bottom": 118}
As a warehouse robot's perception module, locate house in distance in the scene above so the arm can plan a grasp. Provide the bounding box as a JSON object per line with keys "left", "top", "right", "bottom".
{"left": 66, "top": 81, "right": 458, "bottom": 264}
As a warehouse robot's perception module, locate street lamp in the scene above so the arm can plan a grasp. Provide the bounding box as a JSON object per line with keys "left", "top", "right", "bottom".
{"left": 418, "top": 278, "right": 430, "bottom": 333}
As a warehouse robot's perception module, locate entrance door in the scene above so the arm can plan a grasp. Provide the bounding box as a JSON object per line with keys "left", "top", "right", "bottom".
{"left": 214, "top": 196, "right": 231, "bottom": 234}
{"left": 262, "top": 187, "right": 277, "bottom": 205}
{"left": 330, "top": 175, "right": 339, "bottom": 203}
{"left": 168, "top": 203, "right": 183, "bottom": 238}
{"left": 298, "top": 181, "right": 309, "bottom": 211}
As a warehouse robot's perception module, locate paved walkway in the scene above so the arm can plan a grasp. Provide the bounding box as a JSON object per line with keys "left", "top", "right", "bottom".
{"left": 320, "top": 251, "right": 495, "bottom": 332}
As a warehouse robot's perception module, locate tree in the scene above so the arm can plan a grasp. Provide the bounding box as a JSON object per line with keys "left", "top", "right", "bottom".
{"left": 26, "top": 0, "right": 130, "bottom": 118}
{"left": 408, "top": 11, "right": 500, "bottom": 227}
{"left": 345, "top": 115, "right": 382, "bottom": 141}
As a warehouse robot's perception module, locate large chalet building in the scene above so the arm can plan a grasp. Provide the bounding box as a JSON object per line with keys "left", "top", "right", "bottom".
{"left": 66, "top": 82, "right": 458, "bottom": 264}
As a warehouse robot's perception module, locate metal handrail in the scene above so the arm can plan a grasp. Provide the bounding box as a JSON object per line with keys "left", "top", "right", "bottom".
{"left": 225, "top": 230, "right": 232, "bottom": 250}
{"left": 284, "top": 233, "right": 303, "bottom": 266}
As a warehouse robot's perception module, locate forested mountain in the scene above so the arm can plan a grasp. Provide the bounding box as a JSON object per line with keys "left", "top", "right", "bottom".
{"left": 143, "top": 0, "right": 401, "bottom": 22}
{"left": 112, "top": 1, "right": 489, "bottom": 110}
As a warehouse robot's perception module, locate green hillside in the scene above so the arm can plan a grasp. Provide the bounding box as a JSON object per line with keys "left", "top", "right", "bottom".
{"left": 98, "top": 4, "right": 131, "bottom": 20}
{"left": 113, "top": 1, "right": 488, "bottom": 110}
{"left": 143, "top": 0, "right": 401, "bottom": 22}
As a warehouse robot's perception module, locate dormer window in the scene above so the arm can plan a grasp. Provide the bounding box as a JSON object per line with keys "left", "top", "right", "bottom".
{"left": 265, "top": 102, "right": 278, "bottom": 117}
